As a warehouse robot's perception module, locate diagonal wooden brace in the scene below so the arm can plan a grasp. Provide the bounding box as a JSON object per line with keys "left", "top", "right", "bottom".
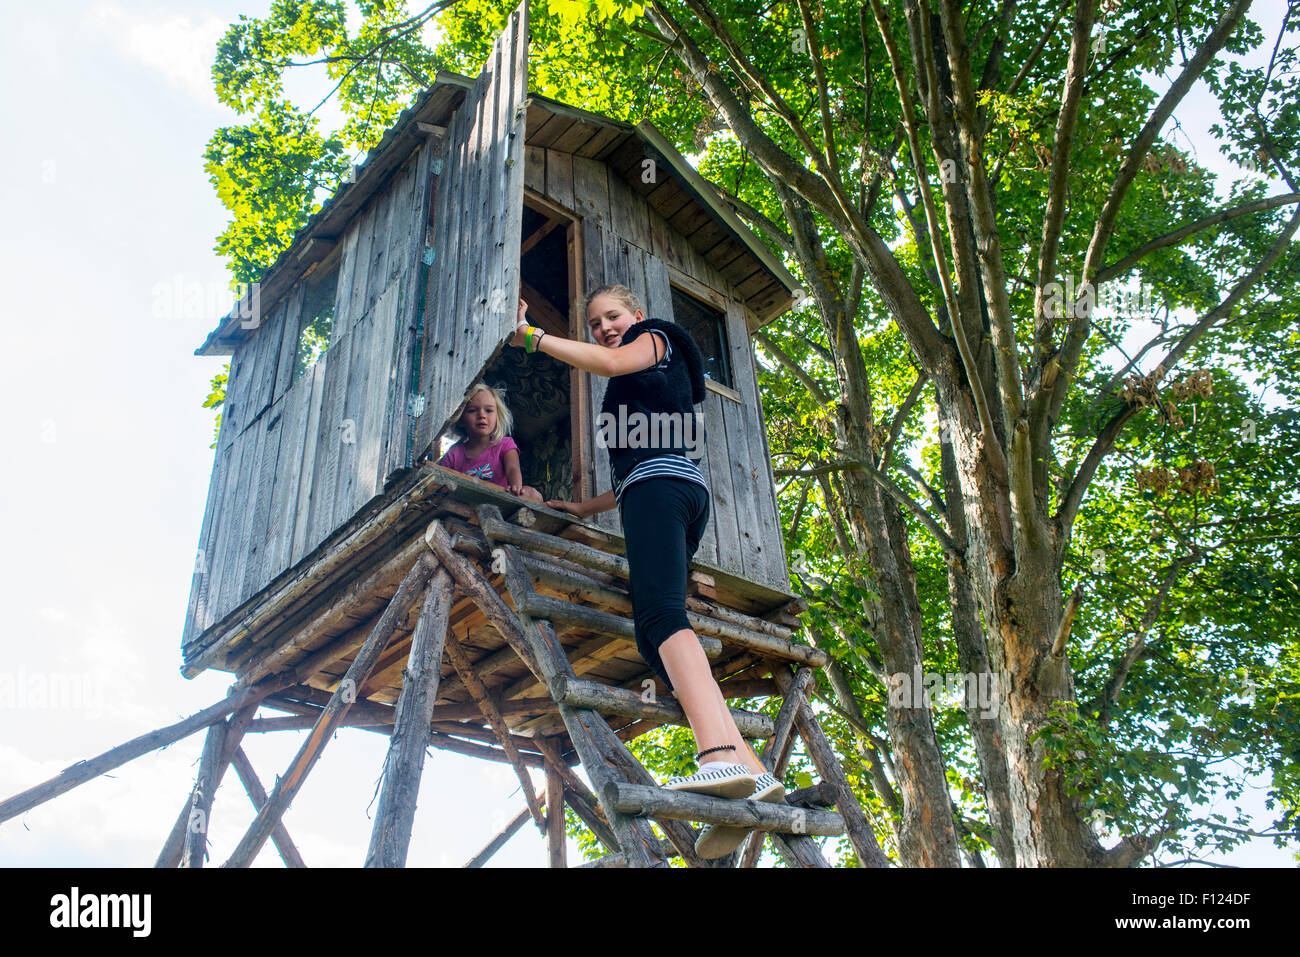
{"left": 224, "top": 551, "right": 439, "bottom": 867}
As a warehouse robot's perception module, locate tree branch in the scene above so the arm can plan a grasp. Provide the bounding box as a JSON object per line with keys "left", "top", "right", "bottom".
{"left": 1055, "top": 198, "right": 1300, "bottom": 543}
{"left": 1095, "top": 192, "right": 1300, "bottom": 284}
{"left": 1040, "top": 0, "right": 1257, "bottom": 432}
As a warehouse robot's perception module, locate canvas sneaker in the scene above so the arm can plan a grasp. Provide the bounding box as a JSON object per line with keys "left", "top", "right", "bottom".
{"left": 694, "top": 771, "right": 787, "bottom": 860}
{"left": 663, "top": 762, "right": 757, "bottom": 800}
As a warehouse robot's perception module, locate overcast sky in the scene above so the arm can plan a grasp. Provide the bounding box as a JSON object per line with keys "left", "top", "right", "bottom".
{"left": 0, "top": 1, "right": 1290, "bottom": 869}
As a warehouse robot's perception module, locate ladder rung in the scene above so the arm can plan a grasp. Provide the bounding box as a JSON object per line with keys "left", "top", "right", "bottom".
{"left": 602, "top": 782, "right": 845, "bottom": 836}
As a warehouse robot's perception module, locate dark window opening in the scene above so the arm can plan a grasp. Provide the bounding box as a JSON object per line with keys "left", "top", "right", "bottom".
{"left": 292, "top": 259, "right": 339, "bottom": 384}
{"left": 670, "top": 286, "right": 732, "bottom": 389}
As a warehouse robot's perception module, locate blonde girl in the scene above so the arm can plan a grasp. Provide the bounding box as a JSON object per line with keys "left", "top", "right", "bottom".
{"left": 511, "top": 287, "right": 783, "bottom": 859}
{"left": 435, "top": 382, "right": 543, "bottom": 503}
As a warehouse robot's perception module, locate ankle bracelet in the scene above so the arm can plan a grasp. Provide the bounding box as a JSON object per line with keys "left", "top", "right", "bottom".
{"left": 695, "top": 745, "right": 736, "bottom": 761}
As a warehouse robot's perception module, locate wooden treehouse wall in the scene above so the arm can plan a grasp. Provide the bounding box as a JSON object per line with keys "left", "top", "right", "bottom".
{"left": 183, "top": 3, "right": 528, "bottom": 656}
{"left": 412, "top": 4, "right": 528, "bottom": 465}
{"left": 522, "top": 147, "right": 789, "bottom": 594}
{"left": 183, "top": 143, "right": 436, "bottom": 651}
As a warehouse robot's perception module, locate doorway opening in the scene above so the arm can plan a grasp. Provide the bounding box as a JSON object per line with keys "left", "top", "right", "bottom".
{"left": 455, "top": 192, "right": 581, "bottom": 503}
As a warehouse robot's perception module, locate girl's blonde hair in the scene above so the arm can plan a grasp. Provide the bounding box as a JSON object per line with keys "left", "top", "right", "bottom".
{"left": 583, "top": 284, "right": 643, "bottom": 338}
{"left": 453, "top": 381, "right": 513, "bottom": 444}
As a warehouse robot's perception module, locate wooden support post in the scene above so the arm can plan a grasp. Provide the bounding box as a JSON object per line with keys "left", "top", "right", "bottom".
{"left": 423, "top": 519, "right": 545, "bottom": 683}
{"left": 771, "top": 663, "right": 890, "bottom": 868}
{"left": 547, "top": 767, "right": 566, "bottom": 867}
{"left": 224, "top": 552, "right": 438, "bottom": 867}
{"left": 230, "top": 746, "right": 307, "bottom": 867}
{"left": 179, "top": 720, "right": 228, "bottom": 868}
{"left": 0, "top": 675, "right": 292, "bottom": 826}
{"left": 365, "top": 566, "right": 454, "bottom": 868}
{"left": 178, "top": 702, "right": 258, "bottom": 868}
{"left": 444, "top": 631, "right": 547, "bottom": 835}
{"left": 739, "top": 666, "right": 813, "bottom": 868}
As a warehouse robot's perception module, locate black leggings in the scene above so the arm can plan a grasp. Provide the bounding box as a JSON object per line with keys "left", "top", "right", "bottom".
{"left": 619, "top": 477, "right": 711, "bottom": 693}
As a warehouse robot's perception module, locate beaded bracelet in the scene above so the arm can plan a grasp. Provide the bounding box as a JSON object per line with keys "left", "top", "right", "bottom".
{"left": 695, "top": 744, "right": 736, "bottom": 761}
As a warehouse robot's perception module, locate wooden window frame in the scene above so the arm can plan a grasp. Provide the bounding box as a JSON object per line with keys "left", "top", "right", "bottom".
{"left": 522, "top": 189, "right": 589, "bottom": 500}
{"left": 667, "top": 275, "right": 741, "bottom": 403}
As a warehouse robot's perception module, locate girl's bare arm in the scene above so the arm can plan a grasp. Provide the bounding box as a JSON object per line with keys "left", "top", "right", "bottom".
{"left": 511, "top": 323, "right": 661, "bottom": 378}
{"left": 502, "top": 446, "right": 526, "bottom": 494}
{"left": 546, "top": 488, "right": 616, "bottom": 518}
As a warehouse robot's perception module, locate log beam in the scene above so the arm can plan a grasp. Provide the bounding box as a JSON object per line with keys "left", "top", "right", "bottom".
{"left": 365, "top": 566, "right": 455, "bottom": 868}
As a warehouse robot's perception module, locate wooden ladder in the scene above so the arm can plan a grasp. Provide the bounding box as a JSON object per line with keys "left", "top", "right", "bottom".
{"left": 460, "top": 502, "right": 854, "bottom": 867}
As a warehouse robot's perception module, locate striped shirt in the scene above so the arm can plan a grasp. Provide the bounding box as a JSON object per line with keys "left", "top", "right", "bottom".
{"left": 613, "top": 453, "right": 709, "bottom": 509}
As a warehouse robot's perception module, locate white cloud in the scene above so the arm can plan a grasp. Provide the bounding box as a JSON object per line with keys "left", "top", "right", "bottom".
{"left": 83, "top": 2, "right": 229, "bottom": 111}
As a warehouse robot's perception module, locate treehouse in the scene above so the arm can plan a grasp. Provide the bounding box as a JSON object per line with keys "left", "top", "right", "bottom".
{"left": 0, "top": 2, "right": 877, "bottom": 868}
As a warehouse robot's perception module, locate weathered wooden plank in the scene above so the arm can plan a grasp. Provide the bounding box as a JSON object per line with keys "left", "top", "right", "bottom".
{"left": 445, "top": 77, "right": 486, "bottom": 453}
{"left": 575, "top": 124, "right": 624, "bottom": 161}
{"left": 225, "top": 410, "right": 268, "bottom": 612}
{"left": 728, "top": 299, "right": 786, "bottom": 589}
{"left": 622, "top": 236, "right": 647, "bottom": 317}
{"left": 524, "top": 144, "right": 545, "bottom": 192}
{"left": 219, "top": 345, "right": 253, "bottom": 452}
{"left": 290, "top": 354, "right": 328, "bottom": 567}
{"left": 331, "top": 218, "right": 360, "bottom": 347}
{"left": 444, "top": 98, "right": 481, "bottom": 451}
{"left": 572, "top": 155, "right": 610, "bottom": 227}
{"left": 245, "top": 296, "right": 285, "bottom": 427}
{"left": 422, "top": 117, "right": 465, "bottom": 463}
{"left": 192, "top": 446, "right": 235, "bottom": 636}
{"left": 699, "top": 391, "right": 735, "bottom": 569}
{"left": 544, "top": 148, "right": 573, "bottom": 210}
{"left": 721, "top": 383, "right": 766, "bottom": 585}
{"left": 608, "top": 167, "right": 652, "bottom": 252}
{"left": 433, "top": 112, "right": 470, "bottom": 459}
{"left": 331, "top": 294, "right": 372, "bottom": 531}
{"left": 342, "top": 196, "right": 378, "bottom": 337}
{"left": 360, "top": 173, "right": 398, "bottom": 324}
{"left": 383, "top": 141, "right": 437, "bottom": 486}
{"left": 183, "top": 441, "right": 230, "bottom": 647}
{"left": 642, "top": 248, "right": 674, "bottom": 324}
{"left": 208, "top": 424, "right": 251, "bottom": 624}
{"left": 304, "top": 328, "right": 353, "bottom": 554}
{"left": 385, "top": 153, "right": 419, "bottom": 299}
{"left": 580, "top": 218, "right": 617, "bottom": 534}
{"left": 272, "top": 282, "right": 306, "bottom": 403}
{"left": 356, "top": 278, "right": 403, "bottom": 513}
{"left": 264, "top": 366, "right": 312, "bottom": 586}
{"left": 242, "top": 401, "right": 285, "bottom": 598}
{"left": 207, "top": 425, "right": 250, "bottom": 624}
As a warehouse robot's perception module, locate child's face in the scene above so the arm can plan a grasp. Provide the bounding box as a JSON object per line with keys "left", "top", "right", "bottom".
{"left": 586, "top": 294, "right": 642, "bottom": 348}
{"left": 462, "top": 391, "right": 497, "bottom": 438}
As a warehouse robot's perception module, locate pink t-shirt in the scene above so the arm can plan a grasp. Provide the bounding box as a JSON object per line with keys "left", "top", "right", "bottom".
{"left": 439, "top": 436, "right": 518, "bottom": 488}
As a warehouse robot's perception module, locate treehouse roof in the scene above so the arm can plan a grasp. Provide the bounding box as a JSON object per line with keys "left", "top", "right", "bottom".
{"left": 196, "top": 73, "right": 800, "bottom": 358}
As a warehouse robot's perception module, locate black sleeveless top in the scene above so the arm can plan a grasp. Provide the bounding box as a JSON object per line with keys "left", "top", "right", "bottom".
{"left": 598, "top": 317, "right": 709, "bottom": 506}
